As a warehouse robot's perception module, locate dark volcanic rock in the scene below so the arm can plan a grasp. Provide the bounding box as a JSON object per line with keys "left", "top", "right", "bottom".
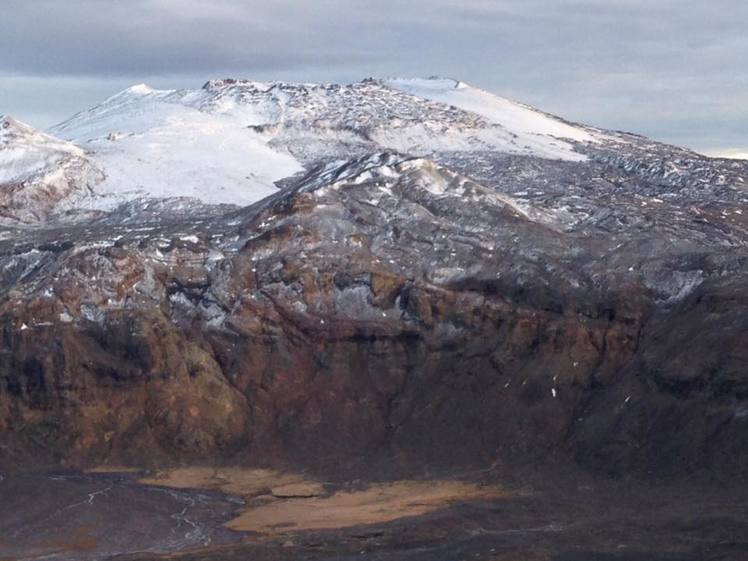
{"left": 0, "top": 144, "right": 746, "bottom": 479}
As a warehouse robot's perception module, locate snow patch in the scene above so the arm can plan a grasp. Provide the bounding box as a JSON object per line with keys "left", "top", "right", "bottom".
{"left": 385, "top": 77, "right": 602, "bottom": 161}
{"left": 50, "top": 89, "right": 302, "bottom": 209}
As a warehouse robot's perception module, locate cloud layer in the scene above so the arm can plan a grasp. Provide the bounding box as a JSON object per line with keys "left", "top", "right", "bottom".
{"left": 1, "top": 0, "right": 745, "bottom": 155}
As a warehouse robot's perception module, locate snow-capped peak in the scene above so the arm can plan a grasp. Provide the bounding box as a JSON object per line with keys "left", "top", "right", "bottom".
{"left": 4, "top": 75, "right": 617, "bottom": 222}
{"left": 0, "top": 115, "right": 103, "bottom": 223}
{"left": 125, "top": 83, "right": 157, "bottom": 95}
{"left": 48, "top": 81, "right": 303, "bottom": 210}
{"left": 105, "top": 83, "right": 167, "bottom": 102}
{"left": 1, "top": 114, "right": 45, "bottom": 139}
{"left": 384, "top": 77, "right": 599, "bottom": 145}
{"left": 0, "top": 115, "right": 87, "bottom": 184}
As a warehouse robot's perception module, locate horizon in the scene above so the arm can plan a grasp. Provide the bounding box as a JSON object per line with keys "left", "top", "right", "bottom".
{"left": 1, "top": 1, "right": 745, "bottom": 159}
{"left": 2, "top": 74, "right": 747, "bottom": 161}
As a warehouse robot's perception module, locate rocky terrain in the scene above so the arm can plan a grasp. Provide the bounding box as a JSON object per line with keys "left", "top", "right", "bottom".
{"left": 0, "top": 76, "right": 747, "bottom": 560}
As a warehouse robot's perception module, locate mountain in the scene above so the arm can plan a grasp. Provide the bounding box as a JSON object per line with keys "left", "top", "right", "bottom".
{"left": 20, "top": 77, "right": 606, "bottom": 219}
{"left": 0, "top": 78, "right": 746, "bottom": 479}
{"left": 0, "top": 115, "right": 103, "bottom": 223}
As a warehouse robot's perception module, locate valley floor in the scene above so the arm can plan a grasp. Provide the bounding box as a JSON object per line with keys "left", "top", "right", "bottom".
{"left": 1, "top": 465, "right": 746, "bottom": 561}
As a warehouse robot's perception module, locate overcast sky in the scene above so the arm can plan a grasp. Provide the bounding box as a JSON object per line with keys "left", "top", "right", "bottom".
{"left": 1, "top": 0, "right": 745, "bottom": 157}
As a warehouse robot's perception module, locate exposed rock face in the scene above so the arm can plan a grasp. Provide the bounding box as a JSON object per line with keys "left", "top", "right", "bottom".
{"left": 0, "top": 80, "right": 746, "bottom": 478}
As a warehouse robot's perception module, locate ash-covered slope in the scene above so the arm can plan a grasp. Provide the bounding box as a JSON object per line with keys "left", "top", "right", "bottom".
{"left": 0, "top": 78, "right": 747, "bottom": 478}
